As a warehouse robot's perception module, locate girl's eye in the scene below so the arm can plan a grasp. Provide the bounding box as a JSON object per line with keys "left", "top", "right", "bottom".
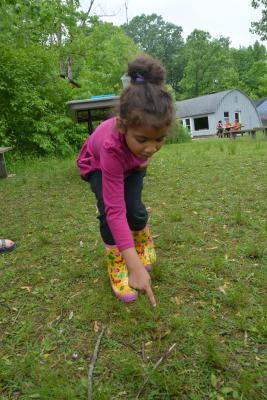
{"left": 136, "top": 139, "right": 147, "bottom": 143}
{"left": 156, "top": 137, "right": 166, "bottom": 142}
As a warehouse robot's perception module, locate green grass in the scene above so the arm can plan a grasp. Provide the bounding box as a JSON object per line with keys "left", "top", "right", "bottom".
{"left": 1, "top": 137, "right": 267, "bottom": 399}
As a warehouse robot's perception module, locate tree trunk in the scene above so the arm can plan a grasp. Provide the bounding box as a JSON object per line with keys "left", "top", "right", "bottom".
{"left": 67, "top": 56, "right": 73, "bottom": 80}
{"left": 56, "top": 26, "right": 67, "bottom": 76}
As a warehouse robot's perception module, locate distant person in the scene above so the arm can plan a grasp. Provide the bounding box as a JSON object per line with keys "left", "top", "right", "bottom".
{"left": 0, "top": 239, "right": 16, "bottom": 253}
{"left": 224, "top": 121, "right": 232, "bottom": 137}
{"left": 77, "top": 55, "right": 175, "bottom": 306}
{"left": 216, "top": 120, "right": 224, "bottom": 138}
{"left": 232, "top": 119, "right": 241, "bottom": 131}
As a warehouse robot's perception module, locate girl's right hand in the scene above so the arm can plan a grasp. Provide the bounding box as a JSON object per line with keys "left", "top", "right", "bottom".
{"left": 128, "top": 267, "right": 156, "bottom": 307}
{"left": 122, "top": 247, "right": 157, "bottom": 307}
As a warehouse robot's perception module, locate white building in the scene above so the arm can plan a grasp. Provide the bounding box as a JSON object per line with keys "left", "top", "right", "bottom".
{"left": 254, "top": 98, "right": 267, "bottom": 126}
{"left": 176, "top": 89, "right": 262, "bottom": 137}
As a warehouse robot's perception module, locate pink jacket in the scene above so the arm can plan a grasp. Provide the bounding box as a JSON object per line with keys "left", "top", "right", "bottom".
{"left": 77, "top": 118, "right": 145, "bottom": 251}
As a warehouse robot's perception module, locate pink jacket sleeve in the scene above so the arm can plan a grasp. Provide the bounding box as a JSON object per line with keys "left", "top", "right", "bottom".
{"left": 100, "top": 144, "right": 135, "bottom": 252}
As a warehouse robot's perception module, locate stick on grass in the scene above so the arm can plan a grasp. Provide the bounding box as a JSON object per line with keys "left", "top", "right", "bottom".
{"left": 136, "top": 342, "right": 177, "bottom": 399}
{"left": 88, "top": 324, "right": 107, "bottom": 400}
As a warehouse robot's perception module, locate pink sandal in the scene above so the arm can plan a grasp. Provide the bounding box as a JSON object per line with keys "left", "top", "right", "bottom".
{"left": 0, "top": 239, "right": 16, "bottom": 254}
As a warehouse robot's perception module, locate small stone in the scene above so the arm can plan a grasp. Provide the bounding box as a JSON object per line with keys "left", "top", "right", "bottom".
{"left": 71, "top": 352, "right": 79, "bottom": 361}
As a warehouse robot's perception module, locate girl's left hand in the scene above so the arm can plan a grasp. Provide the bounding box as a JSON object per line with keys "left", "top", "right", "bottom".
{"left": 135, "top": 159, "right": 150, "bottom": 171}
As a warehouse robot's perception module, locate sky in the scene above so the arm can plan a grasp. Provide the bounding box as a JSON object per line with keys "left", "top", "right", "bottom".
{"left": 80, "top": 0, "right": 265, "bottom": 48}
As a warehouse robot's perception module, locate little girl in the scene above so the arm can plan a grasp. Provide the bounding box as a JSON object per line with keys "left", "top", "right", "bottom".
{"left": 77, "top": 55, "right": 174, "bottom": 305}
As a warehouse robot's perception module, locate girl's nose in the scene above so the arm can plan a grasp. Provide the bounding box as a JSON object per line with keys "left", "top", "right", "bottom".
{"left": 145, "top": 143, "right": 158, "bottom": 154}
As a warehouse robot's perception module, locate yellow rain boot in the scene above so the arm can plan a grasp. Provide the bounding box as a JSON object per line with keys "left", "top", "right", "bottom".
{"left": 132, "top": 226, "right": 156, "bottom": 271}
{"left": 105, "top": 245, "right": 138, "bottom": 302}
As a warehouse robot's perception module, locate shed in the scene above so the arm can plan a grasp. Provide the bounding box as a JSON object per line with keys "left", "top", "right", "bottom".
{"left": 253, "top": 98, "right": 267, "bottom": 126}
{"left": 67, "top": 95, "right": 119, "bottom": 134}
{"left": 176, "top": 89, "right": 262, "bottom": 137}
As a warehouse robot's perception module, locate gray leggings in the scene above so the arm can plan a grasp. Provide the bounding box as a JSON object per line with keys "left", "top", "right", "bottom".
{"left": 88, "top": 169, "right": 148, "bottom": 245}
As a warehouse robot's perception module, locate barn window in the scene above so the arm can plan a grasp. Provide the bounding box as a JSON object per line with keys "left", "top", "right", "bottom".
{"left": 234, "top": 112, "right": 241, "bottom": 122}
{"left": 224, "top": 112, "right": 229, "bottom": 123}
{"left": 194, "top": 116, "right": 209, "bottom": 131}
{"left": 185, "top": 118, "right": 191, "bottom": 130}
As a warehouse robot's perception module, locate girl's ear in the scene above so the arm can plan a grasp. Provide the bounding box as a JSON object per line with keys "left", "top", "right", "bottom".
{"left": 116, "top": 117, "right": 126, "bottom": 134}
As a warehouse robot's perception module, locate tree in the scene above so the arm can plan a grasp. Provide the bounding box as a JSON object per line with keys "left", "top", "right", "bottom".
{"left": 231, "top": 41, "right": 267, "bottom": 96}
{"left": 251, "top": 0, "right": 267, "bottom": 40}
{"left": 0, "top": 43, "right": 79, "bottom": 154}
{"left": 257, "top": 73, "right": 267, "bottom": 97}
{"left": 122, "top": 14, "right": 185, "bottom": 94}
{"left": 180, "top": 30, "right": 238, "bottom": 98}
{"left": 77, "top": 22, "right": 140, "bottom": 98}
{"left": 0, "top": 1, "right": 139, "bottom": 154}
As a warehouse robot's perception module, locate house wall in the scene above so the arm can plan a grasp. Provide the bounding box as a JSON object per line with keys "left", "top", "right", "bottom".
{"left": 216, "top": 90, "right": 261, "bottom": 129}
{"left": 181, "top": 114, "right": 216, "bottom": 137}
{"left": 180, "top": 90, "right": 262, "bottom": 137}
{"left": 256, "top": 100, "right": 267, "bottom": 126}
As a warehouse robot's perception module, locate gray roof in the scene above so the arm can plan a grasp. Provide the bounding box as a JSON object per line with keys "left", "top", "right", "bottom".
{"left": 253, "top": 98, "right": 267, "bottom": 108}
{"left": 176, "top": 89, "right": 236, "bottom": 118}
{"left": 253, "top": 98, "right": 267, "bottom": 119}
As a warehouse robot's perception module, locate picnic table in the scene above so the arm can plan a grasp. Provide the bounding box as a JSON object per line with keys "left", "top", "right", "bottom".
{"left": 67, "top": 95, "right": 119, "bottom": 134}
{"left": 0, "top": 147, "right": 12, "bottom": 178}
{"left": 229, "top": 126, "right": 267, "bottom": 140}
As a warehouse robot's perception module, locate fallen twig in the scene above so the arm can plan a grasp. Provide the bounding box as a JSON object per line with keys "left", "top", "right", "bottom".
{"left": 135, "top": 342, "right": 177, "bottom": 399}
{"left": 11, "top": 304, "right": 25, "bottom": 325}
{"left": 141, "top": 342, "right": 150, "bottom": 363}
{"left": 114, "top": 338, "right": 141, "bottom": 355}
{"left": 52, "top": 309, "right": 67, "bottom": 327}
{"left": 0, "top": 300, "right": 11, "bottom": 311}
{"left": 88, "top": 324, "right": 107, "bottom": 400}
{"left": 141, "top": 342, "right": 146, "bottom": 362}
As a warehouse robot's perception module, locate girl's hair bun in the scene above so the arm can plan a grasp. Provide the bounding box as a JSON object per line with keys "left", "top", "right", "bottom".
{"left": 128, "top": 55, "right": 166, "bottom": 85}
{"left": 119, "top": 54, "right": 174, "bottom": 130}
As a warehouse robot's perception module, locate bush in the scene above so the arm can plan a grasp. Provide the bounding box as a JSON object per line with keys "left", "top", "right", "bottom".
{"left": 165, "top": 120, "right": 192, "bottom": 144}
{"left": 0, "top": 44, "right": 84, "bottom": 156}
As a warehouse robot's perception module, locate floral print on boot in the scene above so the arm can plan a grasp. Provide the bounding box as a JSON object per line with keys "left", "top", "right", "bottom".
{"left": 132, "top": 226, "right": 156, "bottom": 271}
{"left": 105, "top": 245, "right": 138, "bottom": 303}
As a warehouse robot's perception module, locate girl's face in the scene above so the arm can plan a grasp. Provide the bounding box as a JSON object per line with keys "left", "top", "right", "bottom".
{"left": 123, "top": 125, "right": 169, "bottom": 160}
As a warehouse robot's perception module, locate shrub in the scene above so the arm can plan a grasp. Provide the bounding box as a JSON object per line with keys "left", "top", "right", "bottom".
{"left": 0, "top": 44, "right": 84, "bottom": 156}
{"left": 166, "top": 119, "right": 192, "bottom": 144}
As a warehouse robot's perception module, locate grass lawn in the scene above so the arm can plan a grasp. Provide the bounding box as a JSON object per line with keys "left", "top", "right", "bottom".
{"left": 0, "top": 137, "right": 266, "bottom": 400}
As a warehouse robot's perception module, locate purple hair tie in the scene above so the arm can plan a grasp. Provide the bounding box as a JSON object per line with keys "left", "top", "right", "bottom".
{"left": 135, "top": 73, "right": 145, "bottom": 83}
